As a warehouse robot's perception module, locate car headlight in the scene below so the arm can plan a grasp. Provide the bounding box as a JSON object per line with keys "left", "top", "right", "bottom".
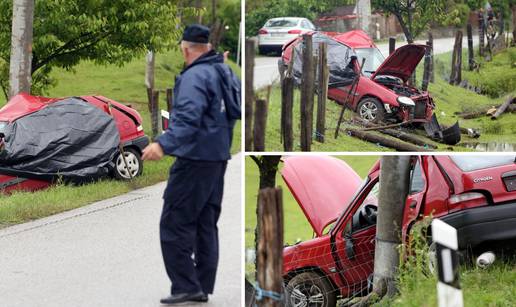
{"left": 397, "top": 96, "right": 415, "bottom": 107}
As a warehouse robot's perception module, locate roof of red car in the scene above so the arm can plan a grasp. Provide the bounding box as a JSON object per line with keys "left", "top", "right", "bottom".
{"left": 331, "top": 30, "right": 376, "bottom": 48}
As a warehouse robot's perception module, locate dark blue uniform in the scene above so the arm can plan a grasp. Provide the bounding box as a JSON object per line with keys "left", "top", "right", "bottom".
{"left": 156, "top": 50, "right": 237, "bottom": 295}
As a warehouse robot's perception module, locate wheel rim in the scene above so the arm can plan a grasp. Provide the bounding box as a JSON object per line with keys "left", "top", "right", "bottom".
{"left": 289, "top": 283, "right": 325, "bottom": 307}
{"left": 116, "top": 152, "right": 139, "bottom": 179}
{"left": 359, "top": 101, "right": 378, "bottom": 121}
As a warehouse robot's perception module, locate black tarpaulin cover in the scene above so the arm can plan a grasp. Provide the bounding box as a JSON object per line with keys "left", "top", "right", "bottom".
{"left": 0, "top": 97, "right": 119, "bottom": 182}
{"left": 292, "top": 32, "right": 358, "bottom": 88}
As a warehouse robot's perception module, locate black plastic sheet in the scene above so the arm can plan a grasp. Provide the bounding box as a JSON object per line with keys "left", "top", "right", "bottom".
{"left": 292, "top": 32, "right": 358, "bottom": 88}
{"left": 0, "top": 97, "right": 120, "bottom": 182}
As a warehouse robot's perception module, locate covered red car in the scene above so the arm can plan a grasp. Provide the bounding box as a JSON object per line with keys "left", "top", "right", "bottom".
{"left": 281, "top": 155, "right": 516, "bottom": 306}
{"left": 0, "top": 93, "right": 149, "bottom": 194}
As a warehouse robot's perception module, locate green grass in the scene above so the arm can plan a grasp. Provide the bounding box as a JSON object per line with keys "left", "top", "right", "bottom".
{"left": 389, "top": 261, "right": 516, "bottom": 307}
{"left": 260, "top": 47, "right": 516, "bottom": 152}
{"left": 0, "top": 49, "right": 241, "bottom": 227}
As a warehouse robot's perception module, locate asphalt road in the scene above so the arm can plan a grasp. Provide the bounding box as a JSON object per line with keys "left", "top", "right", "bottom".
{"left": 253, "top": 35, "right": 479, "bottom": 89}
{"left": 0, "top": 154, "right": 242, "bottom": 307}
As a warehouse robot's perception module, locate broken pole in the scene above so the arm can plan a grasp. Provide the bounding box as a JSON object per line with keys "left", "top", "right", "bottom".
{"left": 300, "top": 34, "right": 315, "bottom": 152}
{"left": 256, "top": 187, "right": 284, "bottom": 307}
{"left": 467, "top": 24, "right": 474, "bottom": 71}
{"left": 253, "top": 99, "right": 268, "bottom": 151}
{"left": 389, "top": 37, "right": 396, "bottom": 54}
{"left": 346, "top": 128, "right": 431, "bottom": 151}
{"left": 429, "top": 32, "right": 434, "bottom": 83}
{"left": 316, "top": 43, "right": 328, "bottom": 143}
{"left": 491, "top": 96, "right": 515, "bottom": 120}
{"left": 245, "top": 39, "right": 255, "bottom": 151}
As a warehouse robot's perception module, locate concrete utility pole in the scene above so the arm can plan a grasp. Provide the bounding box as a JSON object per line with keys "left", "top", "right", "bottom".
{"left": 372, "top": 155, "right": 412, "bottom": 297}
{"left": 9, "top": 0, "right": 34, "bottom": 98}
{"left": 356, "top": 0, "right": 371, "bottom": 35}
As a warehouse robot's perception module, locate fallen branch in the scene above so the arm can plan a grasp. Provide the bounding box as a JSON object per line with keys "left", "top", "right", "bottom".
{"left": 457, "top": 102, "right": 516, "bottom": 119}
{"left": 491, "top": 96, "right": 515, "bottom": 120}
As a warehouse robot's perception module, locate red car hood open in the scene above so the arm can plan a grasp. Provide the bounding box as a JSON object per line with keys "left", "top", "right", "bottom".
{"left": 371, "top": 44, "right": 429, "bottom": 82}
{"left": 281, "top": 156, "right": 363, "bottom": 237}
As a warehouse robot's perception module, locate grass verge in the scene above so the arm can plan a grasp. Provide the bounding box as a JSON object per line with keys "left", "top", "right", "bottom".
{"left": 0, "top": 49, "right": 241, "bottom": 228}
{"left": 259, "top": 47, "right": 516, "bottom": 152}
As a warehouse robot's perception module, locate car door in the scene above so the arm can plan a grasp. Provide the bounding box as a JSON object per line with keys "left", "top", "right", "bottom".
{"left": 402, "top": 157, "right": 428, "bottom": 242}
{"left": 333, "top": 179, "right": 379, "bottom": 297}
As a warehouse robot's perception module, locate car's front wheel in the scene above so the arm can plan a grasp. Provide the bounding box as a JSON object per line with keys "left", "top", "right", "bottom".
{"left": 113, "top": 148, "right": 143, "bottom": 180}
{"left": 286, "top": 272, "right": 336, "bottom": 307}
{"left": 357, "top": 97, "right": 385, "bottom": 123}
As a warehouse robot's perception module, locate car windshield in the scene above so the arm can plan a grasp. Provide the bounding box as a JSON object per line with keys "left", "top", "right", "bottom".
{"left": 0, "top": 121, "right": 7, "bottom": 134}
{"left": 265, "top": 19, "right": 299, "bottom": 28}
{"left": 451, "top": 156, "right": 515, "bottom": 172}
{"left": 355, "top": 47, "right": 385, "bottom": 77}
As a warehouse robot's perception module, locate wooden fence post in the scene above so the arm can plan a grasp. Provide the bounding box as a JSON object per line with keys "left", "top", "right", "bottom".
{"left": 389, "top": 37, "right": 396, "bottom": 54}
{"left": 479, "top": 10, "right": 485, "bottom": 56}
{"left": 300, "top": 34, "right": 315, "bottom": 152}
{"left": 245, "top": 39, "right": 255, "bottom": 151}
{"left": 422, "top": 36, "right": 432, "bottom": 91}
{"left": 467, "top": 23, "right": 474, "bottom": 70}
{"left": 316, "top": 42, "right": 328, "bottom": 143}
{"left": 449, "top": 31, "right": 463, "bottom": 85}
{"left": 166, "top": 88, "right": 173, "bottom": 112}
{"left": 253, "top": 99, "right": 268, "bottom": 151}
{"left": 256, "top": 187, "right": 284, "bottom": 307}
{"left": 428, "top": 32, "right": 434, "bottom": 83}
{"left": 281, "top": 72, "right": 294, "bottom": 152}
{"left": 148, "top": 89, "right": 159, "bottom": 138}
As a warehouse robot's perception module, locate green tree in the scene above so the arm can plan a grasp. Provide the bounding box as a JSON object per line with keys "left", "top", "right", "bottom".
{"left": 0, "top": 0, "right": 195, "bottom": 99}
{"left": 373, "top": 0, "right": 447, "bottom": 43}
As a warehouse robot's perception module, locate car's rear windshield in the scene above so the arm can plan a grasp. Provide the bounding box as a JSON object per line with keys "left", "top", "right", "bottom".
{"left": 450, "top": 156, "right": 515, "bottom": 172}
{"left": 265, "top": 19, "right": 299, "bottom": 28}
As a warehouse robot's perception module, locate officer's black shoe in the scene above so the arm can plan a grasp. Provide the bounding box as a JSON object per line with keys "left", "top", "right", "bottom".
{"left": 160, "top": 291, "right": 206, "bottom": 305}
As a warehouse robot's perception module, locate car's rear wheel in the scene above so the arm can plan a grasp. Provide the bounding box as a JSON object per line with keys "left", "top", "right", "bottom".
{"left": 357, "top": 97, "right": 385, "bottom": 123}
{"left": 286, "top": 272, "right": 336, "bottom": 307}
{"left": 113, "top": 148, "right": 142, "bottom": 180}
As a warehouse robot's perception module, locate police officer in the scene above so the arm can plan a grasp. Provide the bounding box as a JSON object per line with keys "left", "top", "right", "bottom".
{"left": 142, "top": 24, "right": 239, "bottom": 305}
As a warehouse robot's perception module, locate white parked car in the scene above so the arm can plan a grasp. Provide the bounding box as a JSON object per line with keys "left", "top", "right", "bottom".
{"left": 258, "top": 17, "right": 316, "bottom": 55}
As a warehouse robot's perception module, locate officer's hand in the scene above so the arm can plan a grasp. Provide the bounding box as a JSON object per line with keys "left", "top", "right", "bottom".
{"left": 142, "top": 142, "right": 164, "bottom": 161}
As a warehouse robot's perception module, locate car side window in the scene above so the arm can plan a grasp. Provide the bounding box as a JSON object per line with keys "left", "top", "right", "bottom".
{"left": 409, "top": 160, "right": 425, "bottom": 194}
{"left": 350, "top": 181, "right": 379, "bottom": 232}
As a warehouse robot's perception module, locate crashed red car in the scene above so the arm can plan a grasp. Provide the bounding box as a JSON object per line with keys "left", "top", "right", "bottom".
{"left": 281, "top": 155, "right": 516, "bottom": 306}
{"left": 281, "top": 30, "right": 435, "bottom": 124}
{"left": 0, "top": 93, "right": 149, "bottom": 194}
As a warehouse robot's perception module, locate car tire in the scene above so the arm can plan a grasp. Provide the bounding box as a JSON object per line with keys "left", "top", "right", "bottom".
{"left": 286, "top": 272, "right": 336, "bottom": 307}
{"left": 357, "top": 97, "right": 385, "bottom": 123}
{"left": 113, "top": 148, "right": 143, "bottom": 180}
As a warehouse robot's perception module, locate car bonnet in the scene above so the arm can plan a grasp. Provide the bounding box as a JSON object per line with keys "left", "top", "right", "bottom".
{"left": 371, "top": 44, "right": 429, "bottom": 82}
{"left": 281, "top": 156, "right": 363, "bottom": 237}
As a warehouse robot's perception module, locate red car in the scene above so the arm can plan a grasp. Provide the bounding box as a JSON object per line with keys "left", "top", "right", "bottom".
{"left": 0, "top": 93, "right": 149, "bottom": 194}
{"left": 281, "top": 155, "right": 516, "bottom": 306}
{"left": 280, "top": 30, "right": 434, "bottom": 124}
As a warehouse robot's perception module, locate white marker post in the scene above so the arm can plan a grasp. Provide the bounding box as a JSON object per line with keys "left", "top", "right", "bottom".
{"left": 431, "top": 219, "right": 463, "bottom": 307}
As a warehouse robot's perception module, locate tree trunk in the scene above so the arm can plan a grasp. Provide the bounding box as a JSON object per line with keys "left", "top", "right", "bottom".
{"left": 9, "top": 0, "right": 34, "bottom": 98}
{"left": 251, "top": 156, "right": 282, "bottom": 189}
{"left": 245, "top": 40, "right": 255, "bottom": 151}
{"left": 372, "top": 156, "right": 412, "bottom": 297}
{"left": 145, "top": 51, "right": 155, "bottom": 90}
{"left": 394, "top": 12, "right": 414, "bottom": 44}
